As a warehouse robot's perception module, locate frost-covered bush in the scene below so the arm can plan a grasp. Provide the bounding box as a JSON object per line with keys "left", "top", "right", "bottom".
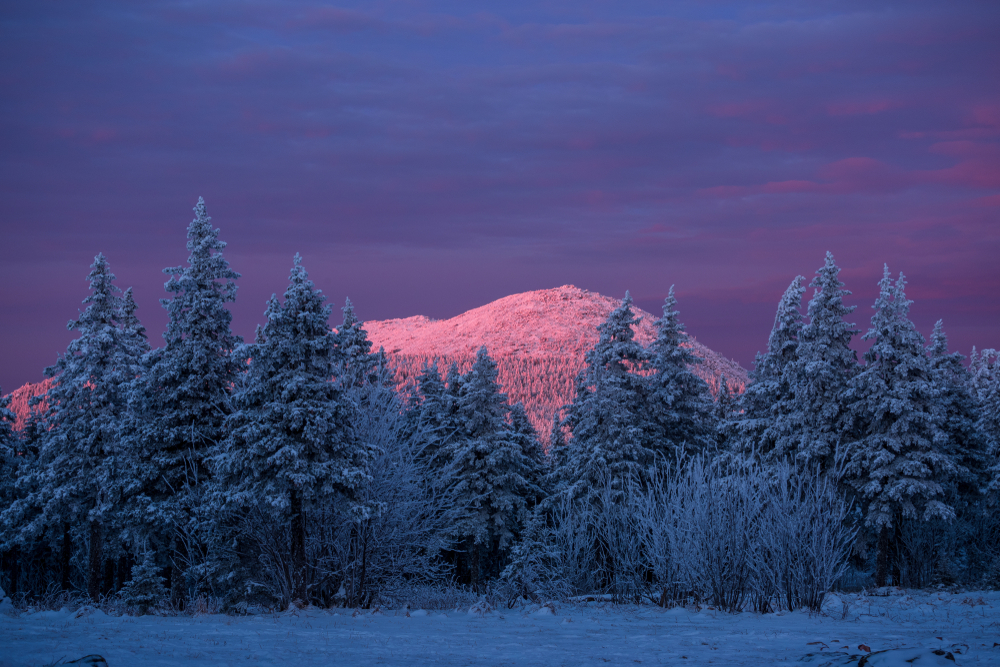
{"left": 509, "top": 455, "right": 857, "bottom": 612}
{"left": 664, "top": 457, "right": 761, "bottom": 612}
{"left": 311, "top": 381, "right": 457, "bottom": 608}
{"left": 755, "top": 462, "right": 855, "bottom": 611}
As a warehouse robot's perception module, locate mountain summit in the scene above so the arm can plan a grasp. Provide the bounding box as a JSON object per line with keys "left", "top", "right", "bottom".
{"left": 366, "top": 285, "right": 747, "bottom": 439}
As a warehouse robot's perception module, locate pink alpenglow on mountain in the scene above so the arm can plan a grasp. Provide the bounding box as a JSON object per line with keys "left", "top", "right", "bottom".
{"left": 366, "top": 285, "right": 747, "bottom": 440}
{"left": 4, "top": 378, "right": 51, "bottom": 431}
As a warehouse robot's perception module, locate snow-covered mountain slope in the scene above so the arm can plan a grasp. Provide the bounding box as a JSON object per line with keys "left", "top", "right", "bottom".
{"left": 3, "top": 378, "right": 51, "bottom": 431}
{"left": 366, "top": 285, "right": 747, "bottom": 438}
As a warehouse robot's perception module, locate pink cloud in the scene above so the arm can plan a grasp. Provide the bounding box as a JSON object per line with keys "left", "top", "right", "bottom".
{"left": 925, "top": 141, "right": 1000, "bottom": 189}
{"left": 971, "top": 104, "right": 1000, "bottom": 127}
{"left": 974, "top": 194, "right": 1000, "bottom": 207}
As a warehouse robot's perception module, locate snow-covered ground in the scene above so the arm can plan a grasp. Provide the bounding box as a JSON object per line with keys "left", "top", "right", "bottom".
{"left": 2, "top": 589, "right": 998, "bottom": 666}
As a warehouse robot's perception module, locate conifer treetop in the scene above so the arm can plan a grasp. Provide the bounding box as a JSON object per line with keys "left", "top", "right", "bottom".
{"left": 928, "top": 320, "right": 949, "bottom": 359}
{"left": 650, "top": 285, "right": 697, "bottom": 370}
{"left": 160, "top": 197, "right": 241, "bottom": 347}
{"left": 760, "top": 275, "right": 805, "bottom": 380}
{"left": 801, "top": 251, "right": 857, "bottom": 354}
{"left": 588, "top": 291, "right": 647, "bottom": 374}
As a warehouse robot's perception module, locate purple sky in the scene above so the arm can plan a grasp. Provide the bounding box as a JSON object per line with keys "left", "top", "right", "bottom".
{"left": 2, "top": 1, "right": 999, "bottom": 393}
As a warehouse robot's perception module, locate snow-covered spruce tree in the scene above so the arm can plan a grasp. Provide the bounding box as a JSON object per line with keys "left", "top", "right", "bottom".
{"left": 928, "top": 323, "right": 988, "bottom": 498}
{"left": 845, "top": 267, "right": 958, "bottom": 587}
{"left": 558, "top": 293, "right": 652, "bottom": 500}
{"left": 406, "top": 360, "right": 456, "bottom": 470}
{"left": 332, "top": 297, "right": 379, "bottom": 389}
{"left": 786, "top": 252, "right": 858, "bottom": 471}
{"left": 712, "top": 374, "right": 739, "bottom": 447}
{"left": 509, "top": 402, "right": 548, "bottom": 506}
{"left": 120, "top": 552, "right": 166, "bottom": 614}
{"left": 0, "top": 388, "right": 19, "bottom": 593}
{"left": 5, "top": 254, "right": 145, "bottom": 599}
{"left": 441, "top": 346, "right": 541, "bottom": 586}
{"left": 215, "top": 255, "right": 367, "bottom": 604}
{"left": 969, "top": 348, "right": 1000, "bottom": 492}
{"left": 916, "top": 323, "right": 992, "bottom": 586}
{"left": 121, "top": 197, "right": 241, "bottom": 602}
{"left": 0, "top": 401, "right": 47, "bottom": 595}
{"left": 0, "top": 388, "right": 16, "bottom": 515}
{"left": 645, "top": 286, "right": 716, "bottom": 461}
{"left": 119, "top": 287, "right": 150, "bottom": 367}
{"left": 730, "top": 276, "right": 806, "bottom": 462}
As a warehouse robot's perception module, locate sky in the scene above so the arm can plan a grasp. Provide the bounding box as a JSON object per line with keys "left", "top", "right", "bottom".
{"left": 1, "top": 0, "right": 999, "bottom": 392}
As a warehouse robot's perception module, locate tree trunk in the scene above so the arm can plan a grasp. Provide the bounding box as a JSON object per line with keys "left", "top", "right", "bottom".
{"left": 8, "top": 545, "right": 20, "bottom": 596}
{"left": 875, "top": 525, "right": 890, "bottom": 587}
{"left": 470, "top": 539, "right": 480, "bottom": 591}
{"left": 116, "top": 553, "right": 131, "bottom": 591}
{"left": 290, "top": 488, "right": 306, "bottom": 602}
{"left": 359, "top": 526, "right": 369, "bottom": 608}
{"left": 60, "top": 522, "right": 72, "bottom": 592}
{"left": 104, "top": 555, "right": 115, "bottom": 595}
{"left": 87, "top": 520, "right": 103, "bottom": 600}
{"left": 171, "top": 534, "right": 188, "bottom": 609}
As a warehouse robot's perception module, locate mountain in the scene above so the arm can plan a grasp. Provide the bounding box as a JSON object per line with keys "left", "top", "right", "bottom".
{"left": 3, "top": 377, "right": 51, "bottom": 431}
{"left": 366, "top": 285, "right": 747, "bottom": 440}
{"left": 4, "top": 286, "right": 748, "bottom": 443}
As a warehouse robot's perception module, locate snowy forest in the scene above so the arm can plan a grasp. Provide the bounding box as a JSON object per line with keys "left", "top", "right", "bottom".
{"left": 1, "top": 199, "right": 999, "bottom": 616}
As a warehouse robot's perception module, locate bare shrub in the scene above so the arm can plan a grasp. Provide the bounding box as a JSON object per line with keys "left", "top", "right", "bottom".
{"left": 518, "top": 454, "right": 857, "bottom": 613}
{"left": 756, "top": 462, "right": 856, "bottom": 611}
{"left": 311, "top": 382, "right": 457, "bottom": 608}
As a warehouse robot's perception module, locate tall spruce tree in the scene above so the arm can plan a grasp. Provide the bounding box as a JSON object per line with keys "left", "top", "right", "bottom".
{"left": 845, "top": 267, "right": 957, "bottom": 586}
{"left": 441, "top": 347, "right": 540, "bottom": 585}
{"left": 0, "top": 388, "right": 19, "bottom": 593}
{"left": 927, "top": 322, "right": 988, "bottom": 497}
{"left": 559, "top": 293, "right": 651, "bottom": 500}
{"left": 510, "top": 402, "right": 547, "bottom": 505}
{"left": 645, "top": 286, "right": 716, "bottom": 461}
{"left": 0, "top": 388, "right": 15, "bottom": 509}
{"left": 731, "top": 276, "right": 806, "bottom": 461}
{"left": 408, "top": 360, "right": 452, "bottom": 468}
{"left": 9, "top": 255, "right": 144, "bottom": 598}
{"left": 786, "top": 252, "right": 858, "bottom": 469}
{"left": 216, "top": 256, "right": 365, "bottom": 602}
{"left": 969, "top": 349, "right": 1000, "bottom": 491}
{"left": 122, "top": 198, "right": 241, "bottom": 600}
{"left": 333, "top": 298, "right": 378, "bottom": 389}
{"left": 0, "top": 400, "right": 45, "bottom": 593}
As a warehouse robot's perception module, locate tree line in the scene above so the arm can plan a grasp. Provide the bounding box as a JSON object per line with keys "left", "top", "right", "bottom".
{"left": 1, "top": 200, "right": 998, "bottom": 613}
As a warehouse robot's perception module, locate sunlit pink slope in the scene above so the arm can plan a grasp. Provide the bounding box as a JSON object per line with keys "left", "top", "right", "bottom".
{"left": 4, "top": 378, "right": 51, "bottom": 431}
{"left": 367, "top": 285, "right": 748, "bottom": 440}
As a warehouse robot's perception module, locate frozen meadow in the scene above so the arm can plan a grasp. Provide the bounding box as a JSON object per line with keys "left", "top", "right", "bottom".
{"left": 2, "top": 589, "right": 999, "bottom": 667}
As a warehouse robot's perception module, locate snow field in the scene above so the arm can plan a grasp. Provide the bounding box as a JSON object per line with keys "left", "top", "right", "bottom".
{"left": 2, "top": 589, "right": 998, "bottom": 667}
